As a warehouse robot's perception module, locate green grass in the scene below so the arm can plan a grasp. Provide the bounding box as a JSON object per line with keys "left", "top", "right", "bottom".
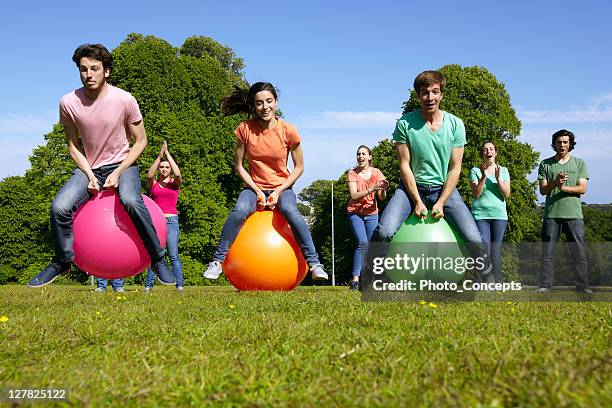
{"left": 1, "top": 285, "right": 610, "bottom": 407}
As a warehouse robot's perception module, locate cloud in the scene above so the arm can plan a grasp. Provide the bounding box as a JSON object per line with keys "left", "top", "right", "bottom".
{"left": 0, "top": 111, "right": 57, "bottom": 135}
{"left": 520, "top": 126, "right": 612, "bottom": 160}
{"left": 519, "top": 93, "right": 612, "bottom": 124}
{"left": 294, "top": 111, "right": 399, "bottom": 129}
{"left": 519, "top": 109, "right": 612, "bottom": 124}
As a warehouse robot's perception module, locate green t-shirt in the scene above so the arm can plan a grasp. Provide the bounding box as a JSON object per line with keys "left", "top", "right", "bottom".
{"left": 469, "top": 166, "right": 510, "bottom": 220}
{"left": 392, "top": 110, "right": 466, "bottom": 186}
{"left": 538, "top": 156, "right": 588, "bottom": 219}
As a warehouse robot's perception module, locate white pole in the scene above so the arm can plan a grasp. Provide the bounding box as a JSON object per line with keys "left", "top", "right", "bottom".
{"left": 331, "top": 180, "right": 335, "bottom": 286}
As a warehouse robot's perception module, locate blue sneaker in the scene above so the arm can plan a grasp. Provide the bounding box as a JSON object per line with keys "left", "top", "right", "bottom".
{"left": 28, "top": 262, "right": 70, "bottom": 288}
{"left": 152, "top": 259, "right": 176, "bottom": 285}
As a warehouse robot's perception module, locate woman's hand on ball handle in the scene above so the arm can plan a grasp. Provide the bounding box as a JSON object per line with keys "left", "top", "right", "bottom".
{"left": 266, "top": 190, "right": 280, "bottom": 210}
{"left": 256, "top": 191, "right": 266, "bottom": 210}
{"left": 87, "top": 177, "right": 100, "bottom": 195}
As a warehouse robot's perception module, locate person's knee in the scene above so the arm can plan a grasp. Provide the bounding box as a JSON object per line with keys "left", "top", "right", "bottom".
{"left": 51, "top": 196, "right": 73, "bottom": 218}
{"left": 119, "top": 193, "right": 142, "bottom": 211}
{"left": 373, "top": 224, "right": 395, "bottom": 242}
{"left": 279, "top": 201, "right": 301, "bottom": 221}
{"left": 230, "top": 200, "right": 253, "bottom": 221}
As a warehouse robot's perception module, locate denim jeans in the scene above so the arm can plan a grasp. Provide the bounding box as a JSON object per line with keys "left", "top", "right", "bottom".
{"left": 348, "top": 213, "right": 378, "bottom": 277}
{"left": 475, "top": 219, "right": 508, "bottom": 282}
{"left": 96, "top": 278, "right": 124, "bottom": 290}
{"left": 213, "top": 188, "right": 320, "bottom": 266}
{"left": 368, "top": 183, "right": 487, "bottom": 273}
{"left": 145, "top": 215, "right": 183, "bottom": 288}
{"left": 540, "top": 218, "right": 588, "bottom": 290}
{"left": 50, "top": 164, "right": 165, "bottom": 266}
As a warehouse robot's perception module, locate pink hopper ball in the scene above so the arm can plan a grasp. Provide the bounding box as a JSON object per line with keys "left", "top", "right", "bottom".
{"left": 73, "top": 190, "right": 167, "bottom": 279}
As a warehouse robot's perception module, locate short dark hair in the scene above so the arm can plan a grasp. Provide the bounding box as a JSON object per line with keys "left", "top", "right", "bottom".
{"left": 414, "top": 70, "right": 446, "bottom": 94}
{"left": 72, "top": 44, "right": 114, "bottom": 73}
{"left": 551, "top": 129, "right": 576, "bottom": 152}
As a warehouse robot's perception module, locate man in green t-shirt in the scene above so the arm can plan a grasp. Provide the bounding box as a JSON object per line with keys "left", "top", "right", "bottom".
{"left": 367, "top": 70, "right": 494, "bottom": 283}
{"left": 537, "top": 129, "right": 590, "bottom": 293}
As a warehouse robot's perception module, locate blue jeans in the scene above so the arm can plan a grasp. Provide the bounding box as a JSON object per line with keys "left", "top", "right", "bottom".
{"left": 50, "top": 164, "right": 165, "bottom": 266}
{"left": 370, "top": 183, "right": 488, "bottom": 273}
{"left": 475, "top": 219, "right": 508, "bottom": 282}
{"left": 213, "top": 188, "right": 320, "bottom": 266}
{"left": 145, "top": 215, "right": 183, "bottom": 288}
{"left": 540, "top": 218, "right": 588, "bottom": 290}
{"left": 97, "top": 278, "right": 124, "bottom": 290}
{"left": 348, "top": 213, "right": 378, "bottom": 277}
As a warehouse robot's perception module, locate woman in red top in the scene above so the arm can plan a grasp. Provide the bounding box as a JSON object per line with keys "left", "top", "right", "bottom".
{"left": 204, "top": 82, "right": 327, "bottom": 281}
{"left": 144, "top": 141, "right": 183, "bottom": 291}
{"left": 347, "top": 145, "right": 388, "bottom": 290}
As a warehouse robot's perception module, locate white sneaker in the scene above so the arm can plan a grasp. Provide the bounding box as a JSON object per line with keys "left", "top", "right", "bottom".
{"left": 204, "top": 261, "right": 223, "bottom": 280}
{"left": 177, "top": 286, "right": 184, "bottom": 292}
{"left": 113, "top": 287, "right": 125, "bottom": 293}
{"left": 144, "top": 287, "right": 152, "bottom": 293}
{"left": 94, "top": 287, "right": 105, "bottom": 293}
{"left": 310, "top": 264, "right": 329, "bottom": 280}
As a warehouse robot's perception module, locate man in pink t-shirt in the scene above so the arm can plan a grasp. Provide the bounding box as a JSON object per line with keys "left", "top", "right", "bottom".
{"left": 28, "top": 44, "right": 175, "bottom": 287}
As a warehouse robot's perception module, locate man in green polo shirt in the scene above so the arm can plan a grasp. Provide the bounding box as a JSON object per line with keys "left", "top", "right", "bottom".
{"left": 537, "top": 129, "right": 590, "bottom": 293}
{"left": 367, "top": 70, "right": 494, "bottom": 283}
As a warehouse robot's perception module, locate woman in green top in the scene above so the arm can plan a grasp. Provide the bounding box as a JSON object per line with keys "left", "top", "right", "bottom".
{"left": 469, "top": 141, "right": 511, "bottom": 282}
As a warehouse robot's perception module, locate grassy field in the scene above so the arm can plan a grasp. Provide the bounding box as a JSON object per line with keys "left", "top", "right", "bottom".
{"left": 1, "top": 285, "right": 610, "bottom": 407}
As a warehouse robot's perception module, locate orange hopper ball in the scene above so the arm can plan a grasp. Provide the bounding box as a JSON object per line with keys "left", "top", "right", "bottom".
{"left": 223, "top": 210, "right": 308, "bottom": 291}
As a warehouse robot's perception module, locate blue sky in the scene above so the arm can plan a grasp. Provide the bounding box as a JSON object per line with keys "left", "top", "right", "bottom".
{"left": 2, "top": 0, "right": 611, "bottom": 203}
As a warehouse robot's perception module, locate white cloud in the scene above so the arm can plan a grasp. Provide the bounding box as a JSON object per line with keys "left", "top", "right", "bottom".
{"left": 294, "top": 111, "right": 398, "bottom": 129}
{"left": 519, "top": 109, "right": 612, "bottom": 124}
{"left": 0, "top": 111, "right": 57, "bottom": 135}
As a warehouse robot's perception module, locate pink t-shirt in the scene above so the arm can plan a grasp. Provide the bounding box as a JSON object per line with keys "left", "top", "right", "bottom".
{"left": 346, "top": 167, "right": 385, "bottom": 215}
{"left": 150, "top": 180, "right": 180, "bottom": 215}
{"left": 59, "top": 85, "right": 143, "bottom": 169}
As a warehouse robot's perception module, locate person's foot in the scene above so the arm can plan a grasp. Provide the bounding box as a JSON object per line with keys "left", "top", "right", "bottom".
{"left": 204, "top": 261, "right": 223, "bottom": 280}
{"left": 349, "top": 280, "right": 359, "bottom": 291}
{"left": 478, "top": 261, "right": 495, "bottom": 283}
{"left": 576, "top": 287, "right": 593, "bottom": 294}
{"left": 535, "top": 287, "right": 551, "bottom": 293}
{"left": 152, "top": 259, "right": 176, "bottom": 285}
{"left": 113, "top": 287, "right": 125, "bottom": 293}
{"left": 144, "top": 287, "right": 152, "bottom": 293}
{"left": 27, "top": 262, "right": 70, "bottom": 288}
{"left": 94, "top": 287, "right": 106, "bottom": 293}
{"left": 310, "top": 264, "right": 329, "bottom": 280}
{"left": 177, "top": 286, "right": 184, "bottom": 292}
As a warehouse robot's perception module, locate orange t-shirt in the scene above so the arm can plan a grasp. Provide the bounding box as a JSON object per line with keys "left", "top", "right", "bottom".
{"left": 346, "top": 167, "right": 385, "bottom": 215}
{"left": 235, "top": 118, "right": 301, "bottom": 190}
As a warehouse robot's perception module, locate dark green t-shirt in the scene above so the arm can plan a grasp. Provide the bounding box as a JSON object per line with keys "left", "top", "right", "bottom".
{"left": 392, "top": 110, "right": 466, "bottom": 186}
{"left": 538, "top": 155, "right": 588, "bottom": 219}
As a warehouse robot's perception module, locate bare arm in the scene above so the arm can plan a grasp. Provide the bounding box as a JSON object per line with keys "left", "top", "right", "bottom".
{"left": 539, "top": 172, "right": 568, "bottom": 196}
{"left": 64, "top": 124, "right": 99, "bottom": 194}
{"left": 431, "top": 147, "right": 463, "bottom": 219}
{"left": 234, "top": 140, "right": 265, "bottom": 203}
{"left": 275, "top": 143, "right": 304, "bottom": 194}
{"left": 348, "top": 181, "right": 376, "bottom": 200}
{"left": 470, "top": 164, "right": 487, "bottom": 198}
{"left": 164, "top": 146, "right": 182, "bottom": 187}
{"left": 103, "top": 120, "right": 147, "bottom": 189}
{"left": 147, "top": 148, "right": 163, "bottom": 189}
{"left": 397, "top": 143, "right": 427, "bottom": 218}
{"left": 561, "top": 178, "right": 587, "bottom": 194}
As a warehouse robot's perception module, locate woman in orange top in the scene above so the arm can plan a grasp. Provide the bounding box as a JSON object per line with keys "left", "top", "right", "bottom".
{"left": 347, "top": 145, "right": 388, "bottom": 290}
{"left": 204, "top": 82, "right": 328, "bottom": 281}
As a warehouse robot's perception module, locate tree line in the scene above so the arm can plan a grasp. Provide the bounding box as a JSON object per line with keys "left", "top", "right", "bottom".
{"left": 0, "top": 36, "right": 609, "bottom": 285}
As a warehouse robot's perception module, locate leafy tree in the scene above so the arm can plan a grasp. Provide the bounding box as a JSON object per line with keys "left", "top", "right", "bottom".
{"left": 302, "top": 65, "right": 541, "bottom": 284}
{"left": 0, "top": 34, "right": 247, "bottom": 282}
